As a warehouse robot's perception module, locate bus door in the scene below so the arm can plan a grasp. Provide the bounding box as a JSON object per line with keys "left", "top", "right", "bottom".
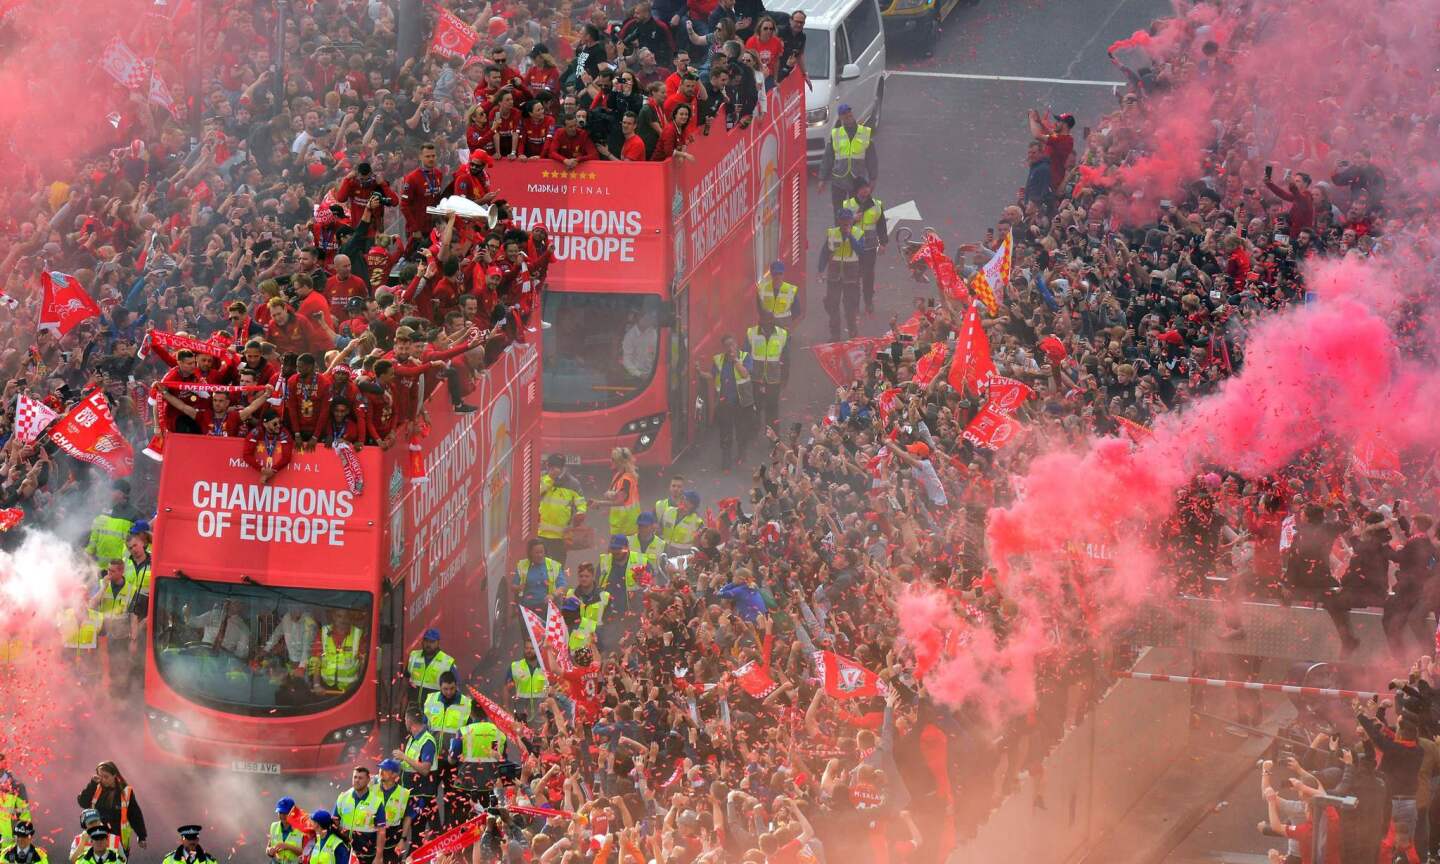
{"left": 378, "top": 580, "right": 406, "bottom": 748}
{"left": 667, "top": 284, "right": 691, "bottom": 459}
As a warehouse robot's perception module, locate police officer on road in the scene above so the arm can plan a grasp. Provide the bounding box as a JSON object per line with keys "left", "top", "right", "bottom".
{"left": 405, "top": 628, "right": 455, "bottom": 708}
{"left": 160, "top": 826, "right": 215, "bottom": 864}
{"left": 3, "top": 822, "right": 46, "bottom": 864}
{"left": 820, "top": 104, "right": 877, "bottom": 216}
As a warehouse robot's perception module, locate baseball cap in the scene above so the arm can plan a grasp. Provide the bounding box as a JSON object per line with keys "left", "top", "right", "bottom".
{"left": 13, "top": 821, "right": 33, "bottom": 837}
{"left": 770, "top": 260, "right": 785, "bottom": 274}
{"left": 310, "top": 810, "right": 334, "bottom": 829}
{"left": 609, "top": 534, "right": 629, "bottom": 550}
{"left": 275, "top": 797, "right": 296, "bottom": 815}
{"left": 129, "top": 519, "right": 151, "bottom": 535}
{"left": 637, "top": 511, "right": 657, "bottom": 526}
{"left": 378, "top": 758, "right": 402, "bottom": 773}
{"left": 81, "top": 810, "right": 102, "bottom": 828}
{"left": 422, "top": 628, "right": 441, "bottom": 641}
{"left": 683, "top": 490, "right": 701, "bottom": 508}
{"left": 837, "top": 103, "right": 852, "bottom": 115}
{"left": 906, "top": 442, "right": 930, "bottom": 459}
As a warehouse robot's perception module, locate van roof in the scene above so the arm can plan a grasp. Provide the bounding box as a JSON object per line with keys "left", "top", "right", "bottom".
{"left": 766, "top": 0, "right": 868, "bottom": 27}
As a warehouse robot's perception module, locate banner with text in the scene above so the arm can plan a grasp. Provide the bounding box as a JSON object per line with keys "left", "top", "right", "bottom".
{"left": 152, "top": 435, "right": 383, "bottom": 580}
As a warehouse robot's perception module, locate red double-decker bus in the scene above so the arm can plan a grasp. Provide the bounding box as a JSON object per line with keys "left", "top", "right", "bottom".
{"left": 143, "top": 343, "right": 540, "bottom": 774}
{"left": 490, "top": 75, "right": 808, "bottom": 467}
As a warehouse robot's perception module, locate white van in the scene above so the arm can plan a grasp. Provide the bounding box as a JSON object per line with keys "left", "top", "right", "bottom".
{"left": 768, "top": 0, "right": 887, "bottom": 164}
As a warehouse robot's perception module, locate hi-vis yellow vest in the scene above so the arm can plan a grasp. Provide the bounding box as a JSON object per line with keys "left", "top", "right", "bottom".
{"left": 830, "top": 125, "right": 872, "bottom": 177}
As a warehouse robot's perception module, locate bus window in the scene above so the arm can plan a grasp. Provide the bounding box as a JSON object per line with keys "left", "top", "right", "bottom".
{"left": 542, "top": 291, "right": 665, "bottom": 412}
{"left": 152, "top": 579, "right": 372, "bottom": 717}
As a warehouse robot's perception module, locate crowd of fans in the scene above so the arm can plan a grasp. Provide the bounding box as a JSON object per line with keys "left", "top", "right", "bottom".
{"left": 1, "top": 0, "right": 1438, "bottom": 861}
{"left": 0, "top": 0, "right": 810, "bottom": 526}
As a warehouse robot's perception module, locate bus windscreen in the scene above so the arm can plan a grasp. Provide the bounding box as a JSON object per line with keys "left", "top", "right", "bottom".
{"left": 542, "top": 291, "right": 664, "bottom": 412}
{"left": 152, "top": 578, "right": 372, "bottom": 717}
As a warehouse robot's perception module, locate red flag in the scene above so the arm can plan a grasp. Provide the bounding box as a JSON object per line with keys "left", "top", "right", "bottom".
{"left": 983, "top": 376, "right": 1033, "bottom": 415}
{"left": 467, "top": 687, "right": 530, "bottom": 755}
{"left": 732, "top": 660, "right": 779, "bottom": 699}
{"left": 810, "top": 337, "right": 885, "bottom": 387}
{"left": 519, "top": 605, "right": 550, "bottom": 673}
{"left": 544, "top": 600, "right": 574, "bottom": 673}
{"left": 47, "top": 389, "right": 134, "bottom": 477}
{"left": 409, "top": 815, "right": 487, "bottom": 864}
{"left": 947, "top": 303, "right": 995, "bottom": 396}
{"left": 911, "top": 342, "right": 947, "bottom": 387}
{"left": 38, "top": 271, "right": 101, "bottom": 335}
{"left": 1351, "top": 432, "right": 1402, "bottom": 482}
{"left": 430, "top": 7, "right": 479, "bottom": 59}
{"left": 962, "top": 404, "right": 1024, "bottom": 451}
{"left": 0, "top": 508, "right": 23, "bottom": 532}
{"left": 909, "top": 235, "right": 967, "bottom": 302}
{"left": 814, "top": 650, "right": 884, "bottom": 700}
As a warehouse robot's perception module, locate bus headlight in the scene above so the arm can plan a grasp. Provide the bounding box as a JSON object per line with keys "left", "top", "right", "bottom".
{"left": 146, "top": 708, "right": 190, "bottom": 735}
{"left": 323, "top": 722, "right": 374, "bottom": 744}
{"left": 619, "top": 414, "right": 665, "bottom": 436}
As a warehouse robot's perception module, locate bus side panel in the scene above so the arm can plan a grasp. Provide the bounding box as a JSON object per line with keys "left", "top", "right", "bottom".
{"left": 382, "top": 341, "right": 542, "bottom": 673}
{"left": 671, "top": 75, "right": 810, "bottom": 451}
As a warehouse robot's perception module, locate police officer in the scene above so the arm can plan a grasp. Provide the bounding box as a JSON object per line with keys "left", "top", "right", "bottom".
{"left": 746, "top": 311, "right": 790, "bottom": 431}
{"left": 305, "top": 812, "right": 349, "bottom": 864}
{"left": 422, "top": 672, "right": 470, "bottom": 810}
{"left": 628, "top": 512, "right": 667, "bottom": 568}
{"left": 405, "top": 628, "right": 455, "bottom": 708}
{"left": 841, "top": 177, "right": 888, "bottom": 316}
{"left": 666, "top": 492, "right": 704, "bottom": 556}
{"left": 72, "top": 830, "right": 119, "bottom": 864}
{"left": 447, "top": 704, "right": 507, "bottom": 822}
{"left": 0, "top": 777, "right": 30, "bottom": 848}
{"left": 67, "top": 812, "right": 117, "bottom": 864}
{"left": 598, "top": 534, "right": 644, "bottom": 615}
{"left": 391, "top": 713, "right": 438, "bottom": 844}
{"left": 818, "top": 208, "right": 865, "bottom": 340}
{"left": 653, "top": 476, "right": 686, "bottom": 537}
{"left": 756, "top": 260, "right": 799, "bottom": 323}
{"left": 505, "top": 641, "right": 547, "bottom": 721}
{"left": 159, "top": 826, "right": 215, "bottom": 864}
{"left": 695, "top": 336, "right": 754, "bottom": 472}
{"left": 536, "top": 455, "right": 587, "bottom": 565}
{"left": 3, "top": 822, "right": 45, "bottom": 864}
{"left": 265, "top": 800, "right": 303, "bottom": 864}
{"left": 375, "top": 760, "right": 411, "bottom": 864}
{"left": 334, "top": 767, "right": 385, "bottom": 864}
{"left": 85, "top": 482, "right": 139, "bottom": 568}
{"left": 820, "top": 104, "right": 877, "bottom": 216}
{"left": 513, "top": 539, "right": 566, "bottom": 617}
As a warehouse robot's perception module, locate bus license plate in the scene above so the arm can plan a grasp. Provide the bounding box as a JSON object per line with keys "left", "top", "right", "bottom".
{"left": 231, "top": 760, "right": 281, "bottom": 775}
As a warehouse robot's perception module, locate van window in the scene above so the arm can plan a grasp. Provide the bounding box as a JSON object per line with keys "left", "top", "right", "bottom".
{"left": 844, "top": 0, "right": 881, "bottom": 59}
{"left": 803, "top": 27, "right": 830, "bottom": 78}
{"left": 834, "top": 24, "right": 852, "bottom": 69}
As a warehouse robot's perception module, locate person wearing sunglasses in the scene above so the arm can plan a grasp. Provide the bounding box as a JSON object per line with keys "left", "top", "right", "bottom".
{"left": 744, "top": 18, "right": 784, "bottom": 85}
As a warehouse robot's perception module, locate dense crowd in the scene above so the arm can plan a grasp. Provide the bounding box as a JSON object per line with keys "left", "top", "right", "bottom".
{"left": 1, "top": 0, "right": 1438, "bottom": 862}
